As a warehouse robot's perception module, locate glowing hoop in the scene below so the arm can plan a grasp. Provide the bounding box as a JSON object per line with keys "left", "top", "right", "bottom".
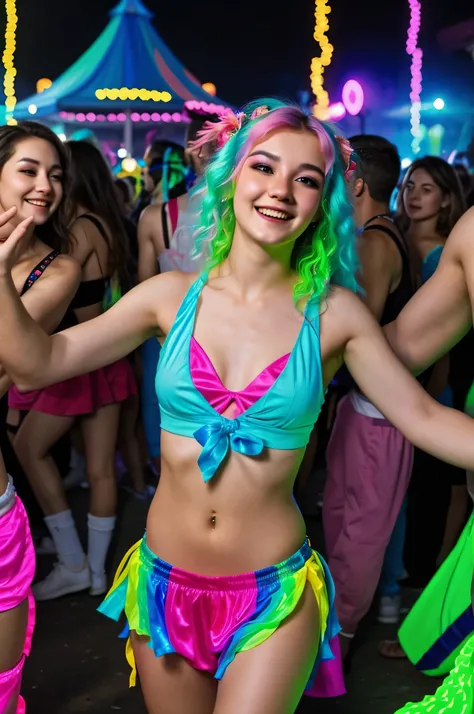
{"left": 342, "top": 80, "right": 364, "bottom": 116}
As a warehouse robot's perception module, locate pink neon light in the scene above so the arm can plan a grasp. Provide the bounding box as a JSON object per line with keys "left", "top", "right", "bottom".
{"left": 97, "top": 114, "right": 106, "bottom": 122}
{"left": 107, "top": 113, "right": 117, "bottom": 122}
{"left": 172, "top": 112, "right": 181, "bottom": 122}
{"left": 328, "top": 102, "right": 346, "bottom": 121}
{"left": 76, "top": 113, "right": 86, "bottom": 122}
{"left": 141, "top": 112, "right": 151, "bottom": 121}
{"left": 406, "top": 0, "right": 423, "bottom": 149}
{"left": 86, "top": 112, "right": 96, "bottom": 122}
{"left": 151, "top": 112, "right": 161, "bottom": 121}
{"left": 117, "top": 113, "right": 126, "bottom": 122}
{"left": 162, "top": 113, "right": 171, "bottom": 122}
{"left": 131, "top": 112, "right": 141, "bottom": 122}
{"left": 342, "top": 80, "right": 364, "bottom": 116}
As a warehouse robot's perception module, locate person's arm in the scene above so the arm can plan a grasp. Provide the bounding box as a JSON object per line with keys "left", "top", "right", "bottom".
{"left": 385, "top": 209, "right": 473, "bottom": 373}
{"left": 329, "top": 288, "right": 474, "bottom": 470}
{"left": 0, "top": 267, "right": 191, "bottom": 391}
{"left": 358, "top": 229, "right": 398, "bottom": 321}
{"left": 138, "top": 206, "right": 163, "bottom": 282}
{"left": 0, "top": 208, "right": 191, "bottom": 389}
{"left": 0, "top": 254, "right": 81, "bottom": 393}
{"left": 19, "top": 254, "right": 81, "bottom": 333}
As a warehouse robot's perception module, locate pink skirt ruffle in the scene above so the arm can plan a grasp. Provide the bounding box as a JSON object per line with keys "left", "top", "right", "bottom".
{"left": 8, "top": 358, "right": 137, "bottom": 417}
{"left": 0, "top": 495, "right": 36, "bottom": 714}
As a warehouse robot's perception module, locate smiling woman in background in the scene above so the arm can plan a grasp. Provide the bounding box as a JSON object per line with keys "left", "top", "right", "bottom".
{"left": 0, "top": 121, "right": 80, "bottom": 714}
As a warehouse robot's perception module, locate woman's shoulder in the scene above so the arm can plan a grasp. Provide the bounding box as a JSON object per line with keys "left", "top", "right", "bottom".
{"left": 322, "top": 286, "right": 376, "bottom": 334}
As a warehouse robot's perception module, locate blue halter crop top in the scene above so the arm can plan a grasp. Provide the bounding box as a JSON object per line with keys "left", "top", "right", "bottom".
{"left": 155, "top": 274, "right": 324, "bottom": 482}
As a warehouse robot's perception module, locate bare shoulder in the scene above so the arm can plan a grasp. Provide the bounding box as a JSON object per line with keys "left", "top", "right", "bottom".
{"left": 143, "top": 270, "right": 199, "bottom": 332}
{"left": 32, "top": 253, "right": 81, "bottom": 290}
{"left": 139, "top": 202, "right": 162, "bottom": 227}
{"left": 50, "top": 254, "right": 81, "bottom": 281}
{"left": 322, "top": 286, "right": 379, "bottom": 341}
{"left": 442, "top": 206, "right": 474, "bottom": 262}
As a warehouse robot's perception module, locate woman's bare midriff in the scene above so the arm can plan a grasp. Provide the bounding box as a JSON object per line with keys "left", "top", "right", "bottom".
{"left": 145, "top": 430, "right": 308, "bottom": 576}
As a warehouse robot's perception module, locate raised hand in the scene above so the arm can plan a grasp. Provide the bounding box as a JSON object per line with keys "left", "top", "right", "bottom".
{"left": 0, "top": 207, "right": 34, "bottom": 276}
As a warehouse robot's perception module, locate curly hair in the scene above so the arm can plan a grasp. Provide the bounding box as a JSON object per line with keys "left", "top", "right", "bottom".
{"left": 190, "top": 98, "right": 359, "bottom": 305}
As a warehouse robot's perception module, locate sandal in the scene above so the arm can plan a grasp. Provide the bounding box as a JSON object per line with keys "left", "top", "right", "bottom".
{"left": 379, "top": 639, "right": 407, "bottom": 659}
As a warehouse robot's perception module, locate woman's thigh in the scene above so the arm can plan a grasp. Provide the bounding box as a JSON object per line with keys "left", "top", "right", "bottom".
{"left": 131, "top": 632, "right": 217, "bottom": 714}
{"left": 0, "top": 599, "right": 28, "bottom": 673}
{"left": 214, "top": 582, "right": 320, "bottom": 714}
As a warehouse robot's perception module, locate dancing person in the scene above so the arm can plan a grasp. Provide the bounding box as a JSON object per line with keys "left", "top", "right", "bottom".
{"left": 383, "top": 204, "right": 474, "bottom": 712}
{"left": 137, "top": 140, "right": 188, "bottom": 280}
{"left": 323, "top": 135, "right": 414, "bottom": 656}
{"left": 380, "top": 158, "right": 470, "bottom": 664}
{"left": 0, "top": 122, "right": 80, "bottom": 714}
{"left": 398, "top": 158, "right": 468, "bottom": 585}
{"left": 3, "top": 100, "right": 474, "bottom": 714}
{"left": 9, "top": 140, "right": 137, "bottom": 601}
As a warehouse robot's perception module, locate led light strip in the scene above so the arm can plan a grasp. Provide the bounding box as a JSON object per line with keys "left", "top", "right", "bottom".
{"left": 3, "top": 0, "right": 18, "bottom": 125}
{"left": 406, "top": 0, "right": 423, "bottom": 153}
{"left": 310, "top": 0, "right": 334, "bottom": 119}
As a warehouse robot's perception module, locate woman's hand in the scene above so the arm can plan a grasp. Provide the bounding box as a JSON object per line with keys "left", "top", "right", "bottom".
{"left": 0, "top": 207, "right": 34, "bottom": 275}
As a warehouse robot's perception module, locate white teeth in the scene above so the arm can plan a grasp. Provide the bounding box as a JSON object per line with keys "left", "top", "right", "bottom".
{"left": 257, "top": 207, "right": 291, "bottom": 220}
{"left": 26, "top": 199, "right": 49, "bottom": 207}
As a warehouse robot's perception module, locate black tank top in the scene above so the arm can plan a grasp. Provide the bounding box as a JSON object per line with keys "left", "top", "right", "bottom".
{"left": 362, "top": 217, "right": 414, "bottom": 325}
{"left": 335, "top": 217, "right": 414, "bottom": 390}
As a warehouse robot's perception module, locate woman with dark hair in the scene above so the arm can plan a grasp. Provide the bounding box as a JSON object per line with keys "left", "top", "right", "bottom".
{"left": 0, "top": 121, "right": 80, "bottom": 713}
{"left": 8, "top": 139, "right": 138, "bottom": 602}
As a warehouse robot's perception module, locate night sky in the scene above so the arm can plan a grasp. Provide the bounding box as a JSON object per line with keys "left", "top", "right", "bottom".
{"left": 2, "top": 0, "right": 473, "bottom": 107}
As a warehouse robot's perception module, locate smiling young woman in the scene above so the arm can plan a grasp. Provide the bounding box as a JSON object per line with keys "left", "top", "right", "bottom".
{"left": 0, "top": 121, "right": 80, "bottom": 714}
{"left": 2, "top": 101, "right": 474, "bottom": 713}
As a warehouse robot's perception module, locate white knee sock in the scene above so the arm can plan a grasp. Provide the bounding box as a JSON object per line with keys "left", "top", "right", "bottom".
{"left": 87, "top": 514, "right": 116, "bottom": 580}
{"left": 44, "top": 510, "right": 86, "bottom": 571}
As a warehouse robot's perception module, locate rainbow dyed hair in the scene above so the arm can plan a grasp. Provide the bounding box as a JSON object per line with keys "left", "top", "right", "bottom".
{"left": 189, "top": 98, "right": 359, "bottom": 305}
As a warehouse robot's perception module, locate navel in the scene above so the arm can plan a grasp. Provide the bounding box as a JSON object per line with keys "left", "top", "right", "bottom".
{"left": 209, "top": 510, "right": 217, "bottom": 529}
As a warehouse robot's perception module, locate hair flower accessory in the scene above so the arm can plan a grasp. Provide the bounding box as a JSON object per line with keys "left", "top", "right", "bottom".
{"left": 190, "top": 109, "right": 245, "bottom": 152}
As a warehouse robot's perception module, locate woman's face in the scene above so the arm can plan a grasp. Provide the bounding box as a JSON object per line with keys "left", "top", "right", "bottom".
{"left": 403, "top": 168, "right": 448, "bottom": 222}
{"left": 233, "top": 128, "right": 326, "bottom": 250}
{"left": 0, "top": 137, "right": 64, "bottom": 227}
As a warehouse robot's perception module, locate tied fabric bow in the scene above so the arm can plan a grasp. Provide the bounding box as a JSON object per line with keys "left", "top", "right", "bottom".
{"left": 194, "top": 419, "right": 264, "bottom": 482}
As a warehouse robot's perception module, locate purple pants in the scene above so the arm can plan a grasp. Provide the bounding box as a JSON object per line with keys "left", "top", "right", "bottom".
{"left": 323, "top": 395, "right": 414, "bottom": 632}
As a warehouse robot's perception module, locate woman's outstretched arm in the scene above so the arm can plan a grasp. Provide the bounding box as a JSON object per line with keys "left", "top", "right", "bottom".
{"left": 330, "top": 287, "right": 474, "bottom": 471}
{"left": 384, "top": 208, "right": 474, "bottom": 374}
{"left": 0, "top": 209, "right": 189, "bottom": 390}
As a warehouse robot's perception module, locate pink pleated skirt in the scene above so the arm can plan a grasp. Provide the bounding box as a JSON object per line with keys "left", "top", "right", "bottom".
{"left": 8, "top": 358, "right": 137, "bottom": 417}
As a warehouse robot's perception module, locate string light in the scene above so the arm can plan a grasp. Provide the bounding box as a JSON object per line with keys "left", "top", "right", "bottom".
{"left": 59, "top": 110, "right": 188, "bottom": 123}
{"left": 3, "top": 0, "right": 18, "bottom": 125}
{"left": 310, "top": 0, "right": 334, "bottom": 119}
{"left": 95, "top": 88, "right": 172, "bottom": 102}
{"left": 202, "top": 82, "right": 217, "bottom": 96}
{"left": 406, "top": 0, "right": 423, "bottom": 153}
{"left": 36, "top": 77, "right": 52, "bottom": 94}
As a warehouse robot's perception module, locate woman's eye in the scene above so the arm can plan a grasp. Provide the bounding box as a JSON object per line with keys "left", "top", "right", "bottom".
{"left": 252, "top": 163, "right": 272, "bottom": 174}
{"left": 51, "top": 174, "right": 63, "bottom": 182}
{"left": 21, "top": 169, "right": 36, "bottom": 176}
{"left": 297, "top": 176, "right": 319, "bottom": 189}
